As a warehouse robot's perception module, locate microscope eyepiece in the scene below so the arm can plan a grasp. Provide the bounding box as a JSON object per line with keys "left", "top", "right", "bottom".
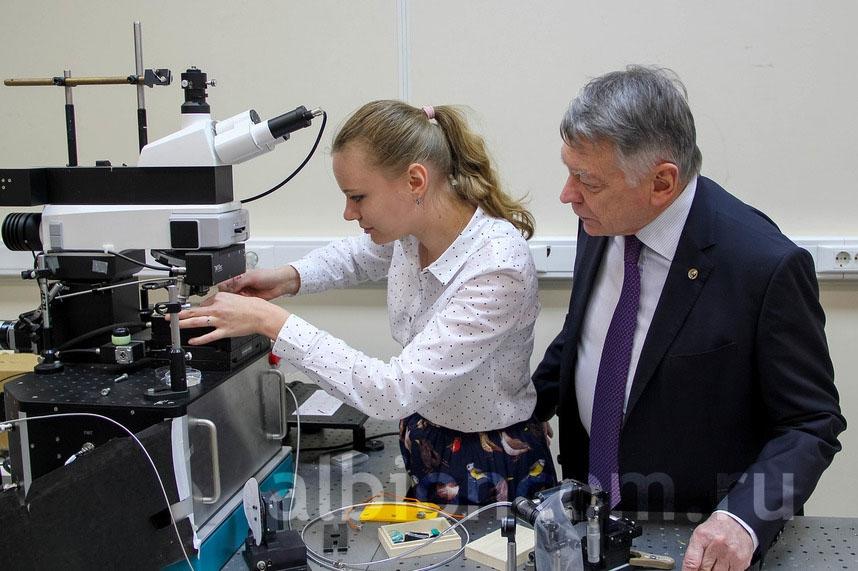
{"left": 267, "top": 106, "right": 315, "bottom": 140}
{"left": 180, "top": 67, "right": 211, "bottom": 115}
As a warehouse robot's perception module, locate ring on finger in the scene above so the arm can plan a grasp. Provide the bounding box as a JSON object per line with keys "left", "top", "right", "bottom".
{"left": 206, "top": 316, "right": 212, "bottom": 327}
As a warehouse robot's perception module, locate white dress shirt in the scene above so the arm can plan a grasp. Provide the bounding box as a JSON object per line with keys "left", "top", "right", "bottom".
{"left": 272, "top": 207, "right": 540, "bottom": 433}
{"left": 573, "top": 176, "right": 759, "bottom": 548}
{"left": 575, "top": 177, "right": 697, "bottom": 433}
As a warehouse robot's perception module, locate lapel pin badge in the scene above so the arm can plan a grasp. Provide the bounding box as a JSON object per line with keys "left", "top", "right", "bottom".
{"left": 687, "top": 268, "right": 699, "bottom": 280}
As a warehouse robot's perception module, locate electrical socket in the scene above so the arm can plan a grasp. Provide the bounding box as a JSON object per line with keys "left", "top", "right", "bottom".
{"left": 529, "top": 241, "right": 577, "bottom": 278}
{"left": 818, "top": 245, "right": 858, "bottom": 274}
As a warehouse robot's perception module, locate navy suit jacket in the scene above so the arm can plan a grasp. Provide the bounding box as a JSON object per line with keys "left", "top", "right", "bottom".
{"left": 532, "top": 176, "right": 845, "bottom": 556}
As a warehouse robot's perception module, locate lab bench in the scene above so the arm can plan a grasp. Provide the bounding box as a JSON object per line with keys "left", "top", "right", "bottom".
{"left": 225, "top": 418, "right": 858, "bottom": 570}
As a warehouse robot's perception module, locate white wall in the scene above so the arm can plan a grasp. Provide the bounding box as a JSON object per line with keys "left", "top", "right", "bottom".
{"left": 0, "top": 1, "right": 855, "bottom": 516}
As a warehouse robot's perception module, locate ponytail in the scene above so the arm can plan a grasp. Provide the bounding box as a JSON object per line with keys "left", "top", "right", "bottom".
{"left": 432, "top": 106, "right": 534, "bottom": 239}
{"left": 332, "top": 100, "right": 535, "bottom": 239}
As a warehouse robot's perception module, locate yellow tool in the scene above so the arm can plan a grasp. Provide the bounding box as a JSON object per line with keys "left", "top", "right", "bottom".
{"left": 359, "top": 500, "right": 443, "bottom": 523}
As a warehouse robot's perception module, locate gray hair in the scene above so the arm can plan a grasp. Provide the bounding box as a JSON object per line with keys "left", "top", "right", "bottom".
{"left": 561, "top": 65, "right": 702, "bottom": 184}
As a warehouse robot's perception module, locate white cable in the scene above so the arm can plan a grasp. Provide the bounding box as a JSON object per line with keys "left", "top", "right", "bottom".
{"left": 1, "top": 412, "right": 194, "bottom": 571}
{"left": 283, "top": 381, "right": 300, "bottom": 530}
{"left": 302, "top": 500, "right": 513, "bottom": 570}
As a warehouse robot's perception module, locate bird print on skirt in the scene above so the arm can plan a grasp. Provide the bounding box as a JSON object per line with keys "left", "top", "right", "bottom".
{"left": 399, "top": 413, "right": 557, "bottom": 505}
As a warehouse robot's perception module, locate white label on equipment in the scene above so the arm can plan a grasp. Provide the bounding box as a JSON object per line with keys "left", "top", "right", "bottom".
{"left": 294, "top": 390, "right": 343, "bottom": 416}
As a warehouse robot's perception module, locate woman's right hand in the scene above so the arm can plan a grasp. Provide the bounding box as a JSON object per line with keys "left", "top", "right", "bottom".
{"left": 218, "top": 265, "right": 300, "bottom": 300}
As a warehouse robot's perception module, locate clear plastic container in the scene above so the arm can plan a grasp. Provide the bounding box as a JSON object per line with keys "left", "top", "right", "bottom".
{"left": 154, "top": 366, "right": 202, "bottom": 387}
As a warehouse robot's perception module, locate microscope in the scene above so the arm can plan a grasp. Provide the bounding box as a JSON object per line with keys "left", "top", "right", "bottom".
{"left": 1, "top": 64, "right": 321, "bottom": 388}
{"left": 0, "top": 23, "right": 322, "bottom": 570}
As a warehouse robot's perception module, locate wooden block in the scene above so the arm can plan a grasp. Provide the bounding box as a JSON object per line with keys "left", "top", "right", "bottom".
{"left": 378, "top": 517, "right": 461, "bottom": 559}
{"left": 0, "top": 352, "right": 37, "bottom": 376}
{"left": 465, "top": 526, "right": 535, "bottom": 571}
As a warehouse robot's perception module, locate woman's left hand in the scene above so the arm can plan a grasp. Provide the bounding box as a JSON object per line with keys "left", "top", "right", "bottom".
{"left": 175, "top": 291, "right": 291, "bottom": 345}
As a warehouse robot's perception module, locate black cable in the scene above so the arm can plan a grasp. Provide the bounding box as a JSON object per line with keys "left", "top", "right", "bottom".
{"left": 110, "top": 249, "right": 175, "bottom": 271}
{"left": 55, "top": 347, "right": 103, "bottom": 363}
{"left": 241, "top": 110, "right": 327, "bottom": 204}
{"left": 56, "top": 321, "right": 146, "bottom": 351}
{"left": 56, "top": 348, "right": 99, "bottom": 356}
{"left": 298, "top": 431, "right": 399, "bottom": 453}
{"left": 47, "top": 249, "right": 176, "bottom": 272}
{"left": 106, "top": 250, "right": 175, "bottom": 271}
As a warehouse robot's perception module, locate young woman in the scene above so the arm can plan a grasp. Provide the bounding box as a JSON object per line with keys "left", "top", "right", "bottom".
{"left": 177, "top": 100, "right": 556, "bottom": 504}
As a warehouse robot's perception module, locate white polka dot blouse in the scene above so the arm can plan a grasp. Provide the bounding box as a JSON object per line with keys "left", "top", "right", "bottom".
{"left": 272, "top": 207, "right": 540, "bottom": 432}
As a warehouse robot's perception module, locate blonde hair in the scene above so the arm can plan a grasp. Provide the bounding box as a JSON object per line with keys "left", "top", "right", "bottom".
{"left": 332, "top": 100, "right": 535, "bottom": 239}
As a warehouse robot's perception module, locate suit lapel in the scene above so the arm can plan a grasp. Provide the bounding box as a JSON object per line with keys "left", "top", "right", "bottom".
{"left": 625, "top": 179, "right": 718, "bottom": 419}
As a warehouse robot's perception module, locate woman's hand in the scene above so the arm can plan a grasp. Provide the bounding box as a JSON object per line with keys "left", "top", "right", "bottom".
{"left": 217, "top": 265, "right": 300, "bottom": 300}
{"left": 176, "top": 291, "right": 291, "bottom": 345}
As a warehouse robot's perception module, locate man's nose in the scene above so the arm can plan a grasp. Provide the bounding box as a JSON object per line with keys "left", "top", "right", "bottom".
{"left": 560, "top": 178, "right": 581, "bottom": 204}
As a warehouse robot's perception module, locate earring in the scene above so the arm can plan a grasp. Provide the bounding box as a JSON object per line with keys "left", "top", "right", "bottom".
{"left": 415, "top": 197, "right": 422, "bottom": 205}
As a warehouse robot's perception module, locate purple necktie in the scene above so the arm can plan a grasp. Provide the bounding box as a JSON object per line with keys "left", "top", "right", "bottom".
{"left": 589, "top": 234, "right": 642, "bottom": 508}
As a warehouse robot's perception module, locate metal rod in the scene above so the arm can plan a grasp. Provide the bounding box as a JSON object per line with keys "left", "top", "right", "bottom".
{"left": 506, "top": 540, "right": 516, "bottom": 571}
{"left": 63, "top": 71, "right": 73, "bottom": 106}
{"left": 133, "top": 21, "right": 148, "bottom": 150}
{"left": 63, "top": 70, "right": 78, "bottom": 166}
{"left": 133, "top": 22, "right": 145, "bottom": 108}
{"left": 4, "top": 78, "right": 58, "bottom": 86}
{"left": 33, "top": 275, "right": 63, "bottom": 374}
{"left": 39, "top": 277, "right": 52, "bottom": 331}
{"left": 4, "top": 76, "right": 141, "bottom": 87}
{"left": 167, "top": 283, "right": 188, "bottom": 392}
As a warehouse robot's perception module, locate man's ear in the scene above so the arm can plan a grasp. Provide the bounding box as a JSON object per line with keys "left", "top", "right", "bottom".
{"left": 650, "top": 162, "right": 681, "bottom": 208}
{"left": 407, "top": 162, "right": 429, "bottom": 200}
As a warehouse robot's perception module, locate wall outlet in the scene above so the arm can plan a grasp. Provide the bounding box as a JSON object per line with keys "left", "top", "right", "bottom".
{"left": 529, "top": 240, "right": 577, "bottom": 278}
{"left": 818, "top": 245, "right": 858, "bottom": 274}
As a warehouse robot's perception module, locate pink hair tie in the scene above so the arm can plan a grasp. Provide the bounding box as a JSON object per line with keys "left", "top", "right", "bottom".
{"left": 422, "top": 105, "right": 435, "bottom": 120}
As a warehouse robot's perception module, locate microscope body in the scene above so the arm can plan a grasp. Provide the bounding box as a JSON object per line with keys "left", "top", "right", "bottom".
{"left": 0, "top": 65, "right": 319, "bottom": 360}
{"left": 0, "top": 65, "right": 321, "bottom": 568}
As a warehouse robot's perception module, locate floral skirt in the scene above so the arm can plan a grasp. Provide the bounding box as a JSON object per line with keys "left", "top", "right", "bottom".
{"left": 399, "top": 413, "right": 557, "bottom": 505}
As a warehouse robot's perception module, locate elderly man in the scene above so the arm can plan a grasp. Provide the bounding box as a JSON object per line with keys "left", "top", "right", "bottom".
{"left": 532, "top": 66, "right": 845, "bottom": 570}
